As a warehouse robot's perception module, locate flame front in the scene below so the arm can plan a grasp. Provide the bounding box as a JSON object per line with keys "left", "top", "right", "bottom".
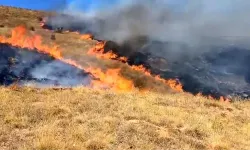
{"left": 0, "top": 26, "right": 62, "bottom": 59}
{"left": 39, "top": 19, "right": 231, "bottom": 100}
{"left": 87, "top": 42, "right": 183, "bottom": 92}
{"left": 0, "top": 26, "right": 134, "bottom": 91}
{"left": 88, "top": 41, "right": 128, "bottom": 62}
{"left": 86, "top": 68, "right": 134, "bottom": 91}
{"left": 0, "top": 26, "right": 231, "bottom": 100}
{"left": 80, "top": 34, "right": 93, "bottom": 40}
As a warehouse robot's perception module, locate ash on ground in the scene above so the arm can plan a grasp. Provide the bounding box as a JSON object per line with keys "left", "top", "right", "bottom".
{"left": 0, "top": 43, "right": 91, "bottom": 87}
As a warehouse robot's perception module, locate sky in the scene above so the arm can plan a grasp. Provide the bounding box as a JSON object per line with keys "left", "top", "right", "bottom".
{"left": 0, "top": 0, "right": 188, "bottom": 11}
{"left": 0, "top": 0, "right": 238, "bottom": 13}
{"left": 0, "top": 0, "right": 63, "bottom": 10}
{"left": 0, "top": 0, "right": 118, "bottom": 11}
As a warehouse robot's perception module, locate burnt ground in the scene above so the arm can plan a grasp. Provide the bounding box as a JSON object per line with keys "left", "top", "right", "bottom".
{"left": 42, "top": 13, "right": 250, "bottom": 98}
{"left": 0, "top": 43, "right": 91, "bottom": 87}
{"left": 155, "top": 45, "right": 250, "bottom": 98}
{"left": 103, "top": 40, "right": 250, "bottom": 98}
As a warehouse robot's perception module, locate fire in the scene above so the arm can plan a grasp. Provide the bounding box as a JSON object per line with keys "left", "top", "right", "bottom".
{"left": 220, "top": 96, "right": 230, "bottom": 102}
{"left": 0, "top": 26, "right": 231, "bottom": 100}
{"left": 86, "top": 68, "right": 134, "bottom": 91}
{"left": 196, "top": 93, "right": 230, "bottom": 102}
{"left": 37, "top": 19, "right": 231, "bottom": 100}
{"left": 0, "top": 26, "right": 135, "bottom": 92}
{"left": 80, "top": 34, "right": 93, "bottom": 40}
{"left": 210, "top": 95, "right": 231, "bottom": 103}
{"left": 132, "top": 65, "right": 183, "bottom": 92}
{"left": 163, "top": 78, "right": 183, "bottom": 92}
{"left": 0, "top": 26, "right": 62, "bottom": 59}
{"left": 131, "top": 65, "right": 152, "bottom": 76}
{"left": 87, "top": 42, "right": 183, "bottom": 92}
{"left": 87, "top": 41, "right": 127, "bottom": 62}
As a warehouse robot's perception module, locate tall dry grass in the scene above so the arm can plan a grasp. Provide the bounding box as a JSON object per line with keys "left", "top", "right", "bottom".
{"left": 0, "top": 87, "right": 249, "bottom": 150}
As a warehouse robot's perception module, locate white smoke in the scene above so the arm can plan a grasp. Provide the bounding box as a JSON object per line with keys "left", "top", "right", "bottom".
{"left": 43, "top": 0, "right": 250, "bottom": 97}
{"left": 54, "top": 0, "right": 250, "bottom": 47}
{"left": 29, "top": 61, "right": 91, "bottom": 87}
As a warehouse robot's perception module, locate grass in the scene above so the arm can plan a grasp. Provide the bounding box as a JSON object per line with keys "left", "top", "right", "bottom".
{"left": 0, "top": 87, "right": 249, "bottom": 150}
{"left": 0, "top": 5, "right": 49, "bottom": 28}
{"left": 0, "top": 6, "right": 250, "bottom": 150}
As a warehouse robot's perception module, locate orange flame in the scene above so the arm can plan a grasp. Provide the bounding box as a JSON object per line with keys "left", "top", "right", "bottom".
{"left": 131, "top": 65, "right": 152, "bottom": 76}
{"left": 132, "top": 65, "right": 182, "bottom": 91}
{"left": 0, "top": 26, "right": 231, "bottom": 100}
{"left": 87, "top": 42, "right": 183, "bottom": 92}
{"left": 196, "top": 93, "right": 230, "bottom": 102}
{"left": 87, "top": 41, "right": 127, "bottom": 62}
{"left": 86, "top": 68, "right": 134, "bottom": 91}
{"left": 80, "top": 34, "right": 93, "bottom": 40}
{"left": 0, "top": 26, "right": 62, "bottom": 59}
{"left": 220, "top": 96, "right": 231, "bottom": 103}
{"left": 0, "top": 26, "right": 134, "bottom": 92}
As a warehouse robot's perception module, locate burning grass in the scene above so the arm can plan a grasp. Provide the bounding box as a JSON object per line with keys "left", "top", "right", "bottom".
{"left": 0, "top": 87, "right": 249, "bottom": 150}
{"left": 0, "top": 25, "right": 183, "bottom": 93}
{"left": 0, "top": 26, "right": 140, "bottom": 91}
{"left": 87, "top": 41, "right": 184, "bottom": 93}
{"left": 39, "top": 11, "right": 250, "bottom": 99}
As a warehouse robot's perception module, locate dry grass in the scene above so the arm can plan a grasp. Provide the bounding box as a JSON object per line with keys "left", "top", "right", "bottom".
{"left": 0, "top": 6, "right": 250, "bottom": 150}
{"left": 0, "top": 5, "right": 49, "bottom": 28}
{"left": 0, "top": 87, "right": 249, "bottom": 150}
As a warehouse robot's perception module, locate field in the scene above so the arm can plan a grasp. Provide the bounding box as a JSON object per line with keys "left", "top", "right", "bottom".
{"left": 0, "top": 6, "right": 250, "bottom": 150}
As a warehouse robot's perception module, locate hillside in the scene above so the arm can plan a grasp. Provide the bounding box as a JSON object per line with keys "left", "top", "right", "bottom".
{"left": 0, "top": 6, "right": 250, "bottom": 150}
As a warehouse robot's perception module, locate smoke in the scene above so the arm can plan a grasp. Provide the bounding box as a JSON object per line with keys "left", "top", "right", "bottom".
{"left": 29, "top": 61, "right": 91, "bottom": 87}
{"left": 0, "top": 43, "right": 91, "bottom": 87}
{"left": 55, "top": 0, "right": 250, "bottom": 46}
{"left": 43, "top": 0, "right": 250, "bottom": 58}
{"left": 43, "top": 0, "right": 250, "bottom": 97}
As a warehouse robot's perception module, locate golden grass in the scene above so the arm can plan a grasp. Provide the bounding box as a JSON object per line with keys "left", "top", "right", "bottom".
{"left": 0, "top": 5, "right": 49, "bottom": 27}
{"left": 0, "top": 87, "right": 249, "bottom": 150}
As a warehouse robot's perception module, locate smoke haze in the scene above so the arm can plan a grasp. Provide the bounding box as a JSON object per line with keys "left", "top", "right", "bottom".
{"left": 55, "top": 0, "right": 250, "bottom": 46}
{"left": 0, "top": 43, "right": 91, "bottom": 87}
{"left": 43, "top": 0, "right": 250, "bottom": 98}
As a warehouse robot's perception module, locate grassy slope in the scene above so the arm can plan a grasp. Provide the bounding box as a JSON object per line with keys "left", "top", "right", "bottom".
{"left": 0, "top": 6, "right": 249, "bottom": 150}
{"left": 1, "top": 87, "right": 250, "bottom": 150}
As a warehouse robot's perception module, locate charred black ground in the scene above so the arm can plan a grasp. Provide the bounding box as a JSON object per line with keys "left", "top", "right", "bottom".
{"left": 0, "top": 43, "right": 91, "bottom": 87}
{"left": 104, "top": 40, "right": 250, "bottom": 99}
{"left": 42, "top": 15, "right": 250, "bottom": 98}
